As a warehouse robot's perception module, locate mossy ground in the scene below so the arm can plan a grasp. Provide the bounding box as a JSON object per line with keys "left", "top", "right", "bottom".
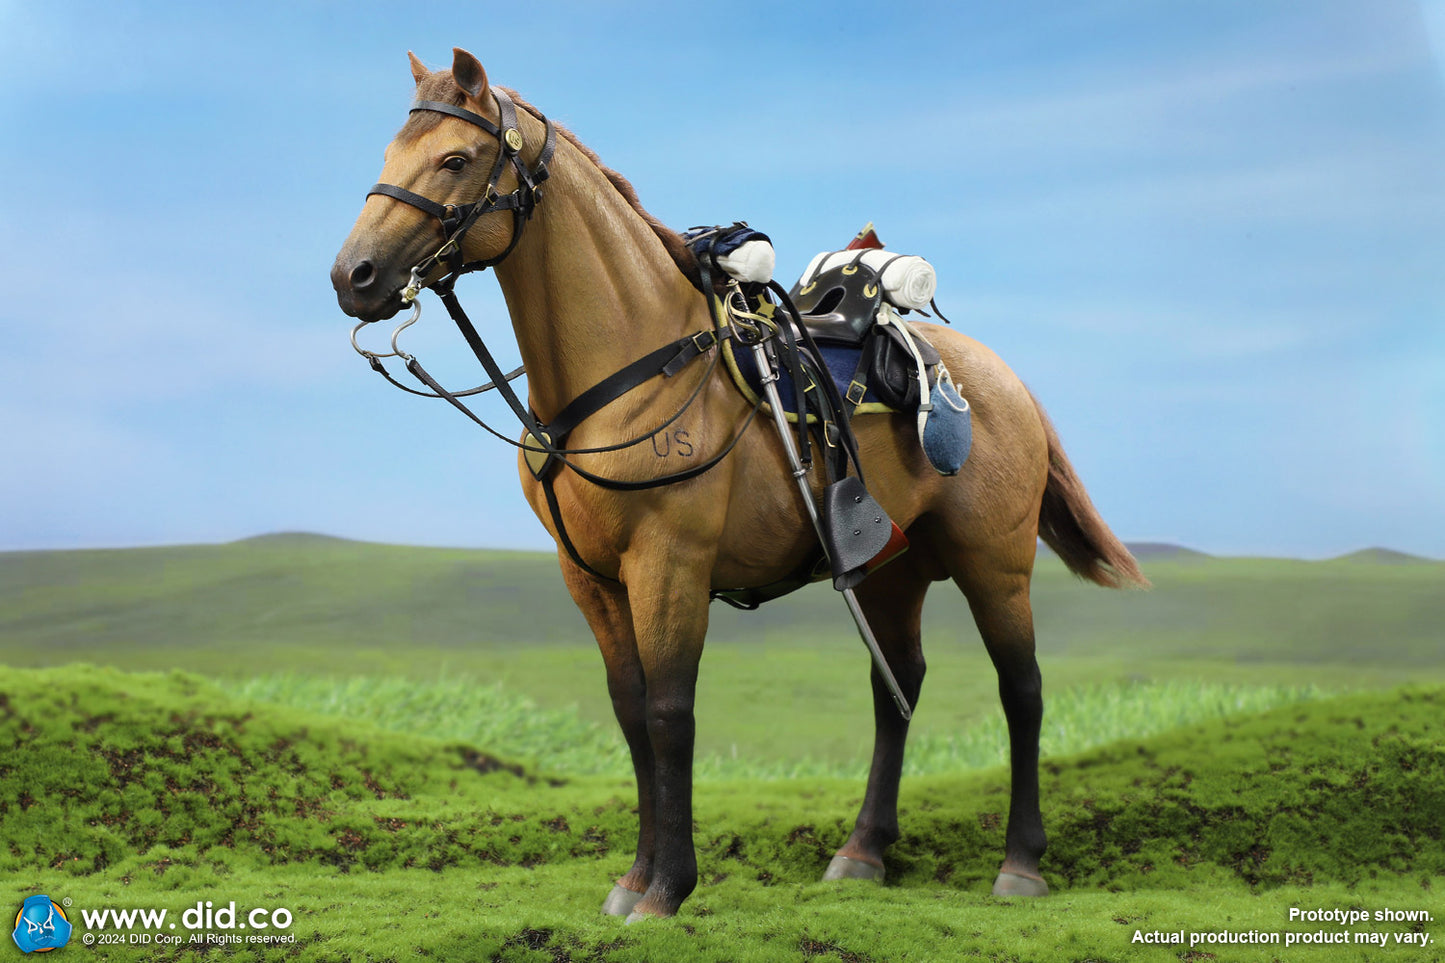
{"left": 3, "top": 666, "right": 1441, "bottom": 961}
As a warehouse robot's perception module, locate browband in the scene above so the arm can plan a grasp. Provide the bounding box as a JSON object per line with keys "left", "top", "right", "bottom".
{"left": 409, "top": 99, "right": 504, "bottom": 139}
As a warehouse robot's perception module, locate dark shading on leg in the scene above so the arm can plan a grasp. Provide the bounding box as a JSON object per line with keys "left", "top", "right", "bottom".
{"left": 558, "top": 560, "right": 653, "bottom": 915}
{"left": 621, "top": 557, "right": 710, "bottom": 922}
{"left": 958, "top": 569, "right": 1048, "bottom": 896}
{"left": 826, "top": 559, "right": 930, "bottom": 881}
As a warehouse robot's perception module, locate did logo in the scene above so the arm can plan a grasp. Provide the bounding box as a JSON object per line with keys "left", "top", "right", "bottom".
{"left": 11, "top": 896, "right": 72, "bottom": 954}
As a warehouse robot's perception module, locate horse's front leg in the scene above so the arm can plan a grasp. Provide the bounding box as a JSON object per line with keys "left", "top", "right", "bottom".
{"left": 557, "top": 558, "right": 653, "bottom": 917}
{"left": 617, "top": 547, "right": 711, "bottom": 922}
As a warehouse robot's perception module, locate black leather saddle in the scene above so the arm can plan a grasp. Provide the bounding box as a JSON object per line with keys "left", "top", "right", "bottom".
{"left": 786, "top": 260, "right": 940, "bottom": 411}
{"left": 788, "top": 262, "right": 884, "bottom": 347}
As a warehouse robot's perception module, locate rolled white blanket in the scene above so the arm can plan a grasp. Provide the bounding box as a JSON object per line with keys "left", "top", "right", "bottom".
{"left": 798, "top": 249, "right": 937, "bottom": 310}
{"left": 715, "top": 239, "right": 776, "bottom": 285}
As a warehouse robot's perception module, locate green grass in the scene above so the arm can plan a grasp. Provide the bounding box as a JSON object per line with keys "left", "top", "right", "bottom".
{"left": 0, "top": 537, "right": 589, "bottom": 670}
{"left": 223, "top": 673, "right": 633, "bottom": 778}
{"left": 4, "top": 537, "right": 1442, "bottom": 768}
{"left": 220, "top": 673, "right": 1329, "bottom": 780}
{"left": 3, "top": 538, "right": 1442, "bottom": 675}
{"left": 905, "top": 678, "right": 1331, "bottom": 775}
{"left": 2, "top": 666, "right": 1442, "bottom": 962}
{"left": 3, "top": 540, "right": 1443, "bottom": 959}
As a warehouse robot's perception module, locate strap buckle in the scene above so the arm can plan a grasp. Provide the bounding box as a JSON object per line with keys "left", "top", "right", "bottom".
{"left": 663, "top": 330, "right": 715, "bottom": 378}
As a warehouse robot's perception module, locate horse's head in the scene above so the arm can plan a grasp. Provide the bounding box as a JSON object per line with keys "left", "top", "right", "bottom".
{"left": 331, "top": 48, "right": 537, "bottom": 322}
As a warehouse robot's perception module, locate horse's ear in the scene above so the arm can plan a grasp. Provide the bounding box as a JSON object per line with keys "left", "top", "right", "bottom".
{"left": 408, "top": 51, "right": 429, "bottom": 87}
{"left": 451, "top": 47, "right": 489, "bottom": 101}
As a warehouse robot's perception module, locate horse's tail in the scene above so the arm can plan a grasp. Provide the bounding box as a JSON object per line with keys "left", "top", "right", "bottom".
{"left": 1030, "top": 392, "right": 1150, "bottom": 589}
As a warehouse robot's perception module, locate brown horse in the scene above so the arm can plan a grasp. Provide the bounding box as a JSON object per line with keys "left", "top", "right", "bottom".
{"left": 332, "top": 48, "right": 1146, "bottom": 922}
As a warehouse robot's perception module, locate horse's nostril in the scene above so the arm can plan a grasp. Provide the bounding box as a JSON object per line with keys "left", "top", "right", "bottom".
{"left": 349, "top": 260, "right": 377, "bottom": 290}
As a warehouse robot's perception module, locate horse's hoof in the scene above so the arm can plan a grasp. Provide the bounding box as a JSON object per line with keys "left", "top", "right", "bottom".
{"left": 624, "top": 908, "right": 656, "bottom": 925}
{"left": 601, "top": 883, "right": 644, "bottom": 917}
{"left": 822, "top": 854, "right": 885, "bottom": 883}
{"left": 992, "top": 871, "right": 1049, "bottom": 897}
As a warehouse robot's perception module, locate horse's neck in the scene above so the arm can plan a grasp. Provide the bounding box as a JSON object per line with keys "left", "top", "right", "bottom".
{"left": 492, "top": 138, "right": 703, "bottom": 422}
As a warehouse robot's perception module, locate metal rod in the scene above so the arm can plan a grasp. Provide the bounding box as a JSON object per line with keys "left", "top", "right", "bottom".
{"left": 750, "top": 343, "right": 913, "bottom": 720}
{"left": 842, "top": 588, "right": 913, "bottom": 720}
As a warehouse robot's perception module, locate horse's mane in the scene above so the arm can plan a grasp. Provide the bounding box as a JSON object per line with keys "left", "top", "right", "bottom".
{"left": 401, "top": 72, "right": 702, "bottom": 287}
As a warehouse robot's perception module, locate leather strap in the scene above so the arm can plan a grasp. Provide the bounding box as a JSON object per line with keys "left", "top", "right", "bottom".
{"left": 405, "top": 292, "right": 763, "bottom": 582}
{"left": 367, "top": 183, "right": 451, "bottom": 222}
{"left": 430, "top": 287, "right": 762, "bottom": 493}
{"left": 406, "top": 357, "right": 543, "bottom": 449}
{"left": 767, "top": 279, "right": 866, "bottom": 487}
{"left": 367, "top": 353, "right": 523, "bottom": 399}
{"left": 411, "top": 99, "right": 503, "bottom": 139}
{"left": 438, "top": 288, "right": 545, "bottom": 436}
{"left": 540, "top": 469, "right": 614, "bottom": 582}
{"left": 546, "top": 329, "right": 727, "bottom": 443}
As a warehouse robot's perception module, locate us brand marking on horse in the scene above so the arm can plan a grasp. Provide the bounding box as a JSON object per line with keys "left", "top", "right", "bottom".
{"left": 650, "top": 429, "right": 693, "bottom": 458}
{"left": 332, "top": 46, "right": 1147, "bottom": 922}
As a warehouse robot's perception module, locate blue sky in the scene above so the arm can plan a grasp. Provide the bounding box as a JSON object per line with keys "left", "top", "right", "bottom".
{"left": 2, "top": 0, "right": 1442, "bottom": 558}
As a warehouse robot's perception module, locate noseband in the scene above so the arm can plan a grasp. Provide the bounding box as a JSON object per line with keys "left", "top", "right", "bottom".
{"left": 367, "top": 87, "right": 557, "bottom": 295}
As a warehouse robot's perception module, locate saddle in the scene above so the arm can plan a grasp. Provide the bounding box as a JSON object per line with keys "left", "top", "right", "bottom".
{"left": 713, "top": 235, "right": 973, "bottom": 477}
{"left": 685, "top": 223, "right": 973, "bottom": 609}
{"left": 790, "top": 257, "right": 941, "bottom": 412}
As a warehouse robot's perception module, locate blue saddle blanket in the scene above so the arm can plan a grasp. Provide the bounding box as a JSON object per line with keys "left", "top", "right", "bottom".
{"left": 721, "top": 333, "right": 973, "bottom": 476}
{"left": 721, "top": 338, "right": 892, "bottom": 420}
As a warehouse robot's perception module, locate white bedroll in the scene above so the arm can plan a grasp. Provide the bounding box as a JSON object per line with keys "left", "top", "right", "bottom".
{"left": 797, "top": 249, "right": 938, "bottom": 310}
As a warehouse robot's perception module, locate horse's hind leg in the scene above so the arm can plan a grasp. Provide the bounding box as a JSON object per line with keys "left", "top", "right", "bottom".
{"left": 558, "top": 558, "right": 652, "bottom": 917}
{"left": 824, "top": 556, "right": 930, "bottom": 882}
{"left": 953, "top": 558, "right": 1050, "bottom": 896}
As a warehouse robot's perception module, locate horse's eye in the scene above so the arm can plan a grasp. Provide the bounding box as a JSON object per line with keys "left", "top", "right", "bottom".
{"left": 441, "top": 156, "right": 467, "bottom": 172}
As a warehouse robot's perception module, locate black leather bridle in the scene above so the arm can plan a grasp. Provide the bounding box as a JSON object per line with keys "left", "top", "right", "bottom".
{"left": 353, "top": 87, "right": 767, "bottom": 583}
{"left": 367, "top": 87, "right": 557, "bottom": 291}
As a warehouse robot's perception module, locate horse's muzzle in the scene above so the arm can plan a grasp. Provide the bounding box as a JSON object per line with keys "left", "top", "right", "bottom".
{"left": 331, "top": 249, "right": 406, "bottom": 322}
